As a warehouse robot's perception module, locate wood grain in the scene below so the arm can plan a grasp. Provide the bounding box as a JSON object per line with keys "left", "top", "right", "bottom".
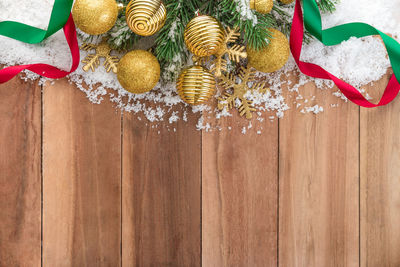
{"left": 202, "top": 114, "right": 278, "bottom": 266}
{"left": 2, "top": 71, "right": 400, "bottom": 266}
{"left": 42, "top": 79, "right": 122, "bottom": 266}
{"left": 0, "top": 78, "right": 41, "bottom": 266}
{"left": 279, "top": 80, "right": 359, "bottom": 267}
{"left": 360, "top": 73, "right": 400, "bottom": 267}
{"left": 122, "top": 110, "right": 201, "bottom": 266}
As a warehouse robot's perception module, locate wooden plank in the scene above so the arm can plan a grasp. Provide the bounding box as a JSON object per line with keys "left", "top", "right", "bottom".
{"left": 279, "top": 80, "right": 359, "bottom": 266}
{"left": 202, "top": 114, "right": 278, "bottom": 266}
{"left": 122, "top": 111, "right": 201, "bottom": 266}
{"left": 0, "top": 78, "right": 41, "bottom": 266}
{"left": 360, "top": 74, "right": 400, "bottom": 267}
{"left": 42, "top": 79, "right": 122, "bottom": 266}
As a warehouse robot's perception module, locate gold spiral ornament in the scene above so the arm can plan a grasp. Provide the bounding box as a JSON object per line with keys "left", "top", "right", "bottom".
{"left": 177, "top": 66, "right": 216, "bottom": 105}
{"left": 126, "top": 0, "right": 167, "bottom": 36}
{"left": 184, "top": 15, "right": 225, "bottom": 57}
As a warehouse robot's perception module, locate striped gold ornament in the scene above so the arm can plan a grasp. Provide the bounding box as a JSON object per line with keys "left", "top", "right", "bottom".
{"left": 184, "top": 15, "right": 225, "bottom": 57}
{"left": 126, "top": 0, "right": 167, "bottom": 36}
{"left": 177, "top": 66, "right": 216, "bottom": 105}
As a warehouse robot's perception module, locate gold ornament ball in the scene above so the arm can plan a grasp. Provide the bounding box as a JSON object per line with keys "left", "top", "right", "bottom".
{"left": 279, "top": 0, "right": 295, "bottom": 4}
{"left": 126, "top": 0, "right": 167, "bottom": 36}
{"left": 117, "top": 50, "right": 160, "bottom": 94}
{"left": 184, "top": 15, "right": 225, "bottom": 57}
{"left": 177, "top": 66, "right": 216, "bottom": 105}
{"left": 247, "top": 28, "right": 290, "bottom": 73}
{"left": 72, "top": 0, "right": 118, "bottom": 35}
{"left": 250, "top": 0, "right": 273, "bottom": 14}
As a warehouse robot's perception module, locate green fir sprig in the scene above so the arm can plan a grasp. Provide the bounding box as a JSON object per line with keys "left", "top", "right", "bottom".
{"left": 90, "top": 0, "right": 338, "bottom": 82}
{"left": 209, "top": 0, "right": 275, "bottom": 50}
{"left": 155, "top": 0, "right": 203, "bottom": 81}
{"left": 317, "top": 0, "right": 338, "bottom": 13}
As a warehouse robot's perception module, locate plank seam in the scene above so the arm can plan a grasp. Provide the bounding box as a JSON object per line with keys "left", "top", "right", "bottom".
{"left": 277, "top": 117, "right": 280, "bottom": 267}
{"left": 41, "top": 83, "right": 44, "bottom": 267}
{"left": 200, "top": 127, "right": 203, "bottom": 267}
{"left": 120, "top": 111, "right": 123, "bottom": 267}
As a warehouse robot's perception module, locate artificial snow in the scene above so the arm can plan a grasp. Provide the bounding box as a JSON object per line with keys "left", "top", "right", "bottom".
{"left": 1, "top": 0, "right": 400, "bottom": 132}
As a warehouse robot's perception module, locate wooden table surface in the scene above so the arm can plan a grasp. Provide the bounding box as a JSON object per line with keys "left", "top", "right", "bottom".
{"left": 0, "top": 73, "right": 399, "bottom": 267}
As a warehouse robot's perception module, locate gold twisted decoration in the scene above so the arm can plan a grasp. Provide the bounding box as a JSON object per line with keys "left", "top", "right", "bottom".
{"left": 218, "top": 66, "right": 269, "bottom": 119}
{"left": 177, "top": 66, "right": 216, "bottom": 105}
{"left": 126, "top": 0, "right": 167, "bottom": 36}
{"left": 80, "top": 39, "right": 119, "bottom": 73}
{"left": 184, "top": 15, "right": 225, "bottom": 57}
{"left": 211, "top": 27, "right": 247, "bottom": 77}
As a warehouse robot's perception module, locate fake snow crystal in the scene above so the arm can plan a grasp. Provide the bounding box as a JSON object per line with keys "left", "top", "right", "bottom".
{"left": 1, "top": 0, "right": 400, "bottom": 133}
{"left": 305, "top": 105, "right": 324, "bottom": 114}
{"left": 234, "top": 0, "right": 258, "bottom": 24}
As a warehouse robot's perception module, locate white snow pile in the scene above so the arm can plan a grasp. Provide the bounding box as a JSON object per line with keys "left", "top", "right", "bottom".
{"left": 0, "top": 0, "right": 399, "bottom": 131}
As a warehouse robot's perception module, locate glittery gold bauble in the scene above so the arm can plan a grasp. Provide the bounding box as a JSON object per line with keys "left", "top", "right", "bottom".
{"left": 279, "top": 0, "right": 295, "bottom": 4}
{"left": 72, "top": 0, "right": 118, "bottom": 35}
{"left": 250, "top": 0, "right": 273, "bottom": 14}
{"left": 117, "top": 50, "right": 160, "bottom": 94}
{"left": 177, "top": 66, "right": 216, "bottom": 105}
{"left": 184, "top": 15, "right": 225, "bottom": 57}
{"left": 126, "top": 0, "right": 167, "bottom": 36}
{"left": 247, "top": 28, "right": 290, "bottom": 73}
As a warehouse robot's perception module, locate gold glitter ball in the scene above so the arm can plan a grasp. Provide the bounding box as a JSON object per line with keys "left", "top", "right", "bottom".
{"left": 72, "top": 0, "right": 118, "bottom": 35}
{"left": 279, "top": 0, "right": 295, "bottom": 4}
{"left": 126, "top": 0, "right": 167, "bottom": 36}
{"left": 184, "top": 15, "right": 225, "bottom": 57}
{"left": 117, "top": 50, "right": 160, "bottom": 94}
{"left": 177, "top": 66, "right": 216, "bottom": 105}
{"left": 250, "top": 0, "right": 273, "bottom": 14}
{"left": 247, "top": 28, "right": 290, "bottom": 73}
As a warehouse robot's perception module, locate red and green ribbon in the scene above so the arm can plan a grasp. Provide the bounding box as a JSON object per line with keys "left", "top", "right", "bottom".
{"left": 291, "top": 0, "right": 400, "bottom": 107}
{"left": 0, "top": 0, "right": 79, "bottom": 84}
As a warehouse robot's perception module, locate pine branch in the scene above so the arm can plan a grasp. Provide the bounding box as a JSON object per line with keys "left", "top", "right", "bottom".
{"left": 317, "top": 0, "right": 338, "bottom": 13}
{"left": 155, "top": 0, "right": 203, "bottom": 82}
{"left": 108, "top": 13, "right": 141, "bottom": 51}
{"left": 272, "top": 1, "right": 313, "bottom": 43}
{"left": 212, "top": 0, "right": 275, "bottom": 50}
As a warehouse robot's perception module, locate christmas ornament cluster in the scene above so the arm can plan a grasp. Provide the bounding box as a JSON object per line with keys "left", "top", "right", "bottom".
{"left": 72, "top": 0, "right": 337, "bottom": 119}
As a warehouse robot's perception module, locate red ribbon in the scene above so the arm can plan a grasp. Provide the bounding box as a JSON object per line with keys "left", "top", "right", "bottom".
{"left": 0, "top": 14, "right": 79, "bottom": 84}
{"left": 290, "top": 0, "right": 400, "bottom": 107}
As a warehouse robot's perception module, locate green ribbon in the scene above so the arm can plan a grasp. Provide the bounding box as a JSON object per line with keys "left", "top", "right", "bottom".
{"left": 303, "top": 0, "right": 400, "bottom": 82}
{"left": 0, "top": 0, "right": 73, "bottom": 44}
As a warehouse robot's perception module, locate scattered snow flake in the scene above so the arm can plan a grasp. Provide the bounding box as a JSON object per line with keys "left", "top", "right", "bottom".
{"left": 304, "top": 105, "right": 324, "bottom": 114}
